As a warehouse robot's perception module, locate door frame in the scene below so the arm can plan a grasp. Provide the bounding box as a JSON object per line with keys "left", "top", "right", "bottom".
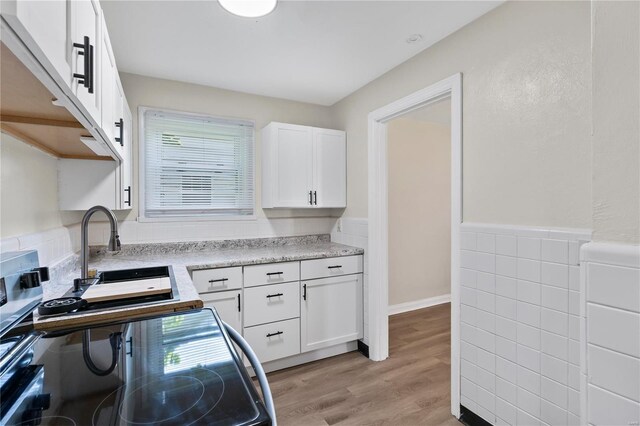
{"left": 367, "top": 73, "right": 462, "bottom": 417}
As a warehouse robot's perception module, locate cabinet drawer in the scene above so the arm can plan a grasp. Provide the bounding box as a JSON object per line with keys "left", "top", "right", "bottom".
{"left": 301, "top": 255, "right": 363, "bottom": 280}
{"left": 244, "top": 282, "right": 300, "bottom": 327}
{"left": 243, "top": 318, "right": 300, "bottom": 364}
{"left": 243, "top": 261, "right": 299, "bottom": 288}
{"left": 192, "top": 267, "right": 242, "bottom": 294}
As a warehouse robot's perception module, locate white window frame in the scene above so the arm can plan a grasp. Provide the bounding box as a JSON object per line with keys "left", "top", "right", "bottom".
{"left": 138, "top": 106, "right": 257, "bottom": 222}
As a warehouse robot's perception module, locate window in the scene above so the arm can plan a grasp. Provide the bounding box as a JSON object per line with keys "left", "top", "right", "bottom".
{"left": 142, "top": 108, "right": 254, "bottom": 218}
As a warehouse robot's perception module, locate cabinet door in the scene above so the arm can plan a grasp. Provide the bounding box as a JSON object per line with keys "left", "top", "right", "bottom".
{"left": 201, "top": 290, "right": 242, "bottom": 334}
{"left": 301, "top": 274, "right": 363, "bottom": 353}
{"left": 1, "top": 0, "right": 71, "bottom": 88}
{"left": 271, "top": 124, "right": 314, "bottom": 207}
{"left": 313, "top": 128, "right": 346, "bottom": 208}
{"left": 99, "top": 14, "right": 117, "bottom": 150}
{"left": 120, "top": 98, "right": 133, "bottom": 209}
{"left": 70, "top": 0, "right": 101, "bottom": 124}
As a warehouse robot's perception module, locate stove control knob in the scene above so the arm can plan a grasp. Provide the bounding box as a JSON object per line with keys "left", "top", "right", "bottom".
{"left": 20, "top": 271, "right": 41, "bottom": 289}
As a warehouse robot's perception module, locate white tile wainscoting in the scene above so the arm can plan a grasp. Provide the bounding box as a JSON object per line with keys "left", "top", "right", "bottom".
{"left": 581, "top": 242, "right": 640, "bottom": 426}
{"left": 459, "top": 223, "right": 591, "bottom": 426}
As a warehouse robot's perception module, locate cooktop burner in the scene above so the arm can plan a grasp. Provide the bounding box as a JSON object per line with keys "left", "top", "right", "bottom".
{"left": 92, "top": 369, "right": 225, "bottom": 425}
{"left": 12, "top": 416, "right": 76, "bottom": 426}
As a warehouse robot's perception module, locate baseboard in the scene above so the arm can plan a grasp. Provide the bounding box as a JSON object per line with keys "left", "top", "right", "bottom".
{"left": 459, "top": 405, "right": 492, "bottom": 426}
{"left": 357, "top": 340, "right": 370, "bottom": 358}
{"left": 245, "top": 341, "right": 358, "bottom": 376}
{"left": 388, "top": 294, "right": 451, "bottom": 315}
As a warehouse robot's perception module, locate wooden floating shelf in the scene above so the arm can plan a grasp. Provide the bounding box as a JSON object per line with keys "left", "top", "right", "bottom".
{"left": 0, "top": 42, "right": 112, "bottom": 161}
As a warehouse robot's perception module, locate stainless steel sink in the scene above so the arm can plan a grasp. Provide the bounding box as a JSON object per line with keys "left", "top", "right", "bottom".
{"left": 53, "top": 265, "right": 181, "bottom": 316}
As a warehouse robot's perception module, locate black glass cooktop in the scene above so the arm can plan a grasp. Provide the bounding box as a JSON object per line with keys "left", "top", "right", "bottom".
{"left": 0, "top": 309, "right": 270, "bottom": 426}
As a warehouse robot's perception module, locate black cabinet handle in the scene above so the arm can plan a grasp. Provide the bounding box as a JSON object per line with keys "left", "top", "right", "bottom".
{"left": 266, "top": 331, "right": 283, "bottom": 338}
{"left": 124, "top": 186, "right": 131, "bottom": 206}
{"left": 308, "top": 190, "right": 313, "bottom": 205}
{"left": 266, "top": 293, "right": 283, "bottom": 299}
{"left": 313, "top": 191, "right": 317, "bottom": 205}
{"left": 328, "top": 265, "right": 342, "bottom": 269}
{"left": 208, "top": 278, "right": 228, "bottom": 284}
{"left": 266, "top": 272, "right": 283, "bottom": 276}
{"left": 303, "top": 284, "right": 307, "bottom": 300}
{"left": 72, "top": 36, "right": 90, "bottom": 89}
{"left": 115, "top": 118, "right": 124, "bottom": 146}
{"left": 126, "top": 336, "right": 133, "bottom": 357}
{"left": 88, "top": 43, "right": 94, "bottom": 93}
{"left": 237, "top": 294, "right": 241, "bottom": 312}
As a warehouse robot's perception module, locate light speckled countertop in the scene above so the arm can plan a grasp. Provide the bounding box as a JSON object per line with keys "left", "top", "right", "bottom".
{"left": 35, "top": 235, "right": 363, "bottom": 330}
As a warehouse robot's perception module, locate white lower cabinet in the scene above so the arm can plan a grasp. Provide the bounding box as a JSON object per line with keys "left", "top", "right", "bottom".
{"left": 243, "top": 318, "right": 301, "bottom": 364}
{"left": 201, "top": 290, "right": 242, "bottom": 334}
{"left": 191, "top": 254, "right": 363, "bottom": 371}
{"left": 301, "top": 274, "right": 363, "bottom": 353}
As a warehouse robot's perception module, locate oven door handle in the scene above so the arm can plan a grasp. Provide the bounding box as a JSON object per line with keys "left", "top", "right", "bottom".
{"left": 223, "top": 321, "right": 277, "bottom": 425}
{"left": 0, "top": 333, "right": 39, "bottom": 378}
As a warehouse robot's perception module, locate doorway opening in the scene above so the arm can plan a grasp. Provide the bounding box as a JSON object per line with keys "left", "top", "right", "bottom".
{"left": 367, "top": 74, "right": 462, "bottom": 417}
{"left": 386, "top": 96, "right": 453, "bottom": 417}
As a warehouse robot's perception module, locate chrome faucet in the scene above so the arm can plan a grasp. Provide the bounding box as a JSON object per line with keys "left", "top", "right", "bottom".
{"left": 81, "top": 205, "right": 121, "bottom": 279}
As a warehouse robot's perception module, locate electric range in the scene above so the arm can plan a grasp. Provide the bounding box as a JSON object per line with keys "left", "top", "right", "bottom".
{"left": 0, "top": 251, "right": 271, "bottom": 426}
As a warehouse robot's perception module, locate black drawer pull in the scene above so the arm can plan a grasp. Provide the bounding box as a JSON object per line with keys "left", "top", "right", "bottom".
{"left": 266, "top": 272, "right": 283, "bottom": 276}
{"left": 303, "top": 284, "right": 307, "bottom": 300}
{"left": 237, "top": 294, "right": 241, "bottom": 312}
{"left": 266, "top": 331, "right": 283, "bottom": 338}
{"left": 266, "top": 293, "right": 283, "bottom": 299}
{"left": 328, "top": 265, "right": 342, "bottom": 269}
{"left": 208, "top": 278, "right": 228, "bottom": 284}
{"left": 308, "top": 190, "right": 313, "bottom": 205}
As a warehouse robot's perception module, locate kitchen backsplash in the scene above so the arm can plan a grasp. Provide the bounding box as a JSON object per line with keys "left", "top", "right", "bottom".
{"left": 331, "top": 217, "right": 369, "bottom": 344}
{"left": 0, "top": 217, "right": 338, "bottom": 267}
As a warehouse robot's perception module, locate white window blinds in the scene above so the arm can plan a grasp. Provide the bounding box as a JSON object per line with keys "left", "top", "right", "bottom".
{"left": 143, "top": 109, "right": 254, "bottom": 218}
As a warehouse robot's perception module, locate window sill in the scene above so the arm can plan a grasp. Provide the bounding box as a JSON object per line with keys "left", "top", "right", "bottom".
{"left": 137, "top": 215, "right": 257, "bottom": 223}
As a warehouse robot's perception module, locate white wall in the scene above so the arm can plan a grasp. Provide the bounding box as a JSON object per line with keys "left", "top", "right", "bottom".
{"left": 591, "top": 1, "right": 640, "bottom": 244}
{"left": 332, "top": 1, "right": 592, "bottom": 230}
{"left": 87, "top": 73, "right": 341, "bottom": 242}
{"left": 388, "top": 118, "right": 450, "bottom": 306}
{"left": 119, "top": 72, "right": 339, "bottom": 222}
{"left": 0, "top": 133, "right": 63, "bottom": 238}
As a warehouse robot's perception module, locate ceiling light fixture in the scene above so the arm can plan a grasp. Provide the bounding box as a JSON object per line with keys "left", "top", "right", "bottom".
{"left": 406, "top": 34, "right": 423, "bottom": 44}
{"left": 218, "top": 0, "right": 277, "bottom": 18}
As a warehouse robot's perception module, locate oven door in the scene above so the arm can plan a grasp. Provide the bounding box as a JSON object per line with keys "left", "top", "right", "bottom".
{"left": 1, "top": 364, "right": 50, "bottom": 425}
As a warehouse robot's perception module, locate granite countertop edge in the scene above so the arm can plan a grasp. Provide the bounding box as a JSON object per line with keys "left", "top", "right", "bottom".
{"left": 35, "top": 240, "right": 364, "bottom": 327}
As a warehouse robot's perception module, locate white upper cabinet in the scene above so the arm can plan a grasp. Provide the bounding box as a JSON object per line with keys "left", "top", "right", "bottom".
{"left": 99, "top": 13, "right": 117, "bottom": 150}
{"left": 313, "top": 128, "right": 347, "bottom": 208}
{"left": 119, "top": 96, "right": 133, "bottom": 209}
{"left": 2, "top": 0, "right": 134, "bottom": 210}
{"left": 261, "top": 122, "right": 346, "bottom": 208}
{"left": 70, "top": 0, "right": 102, "bottom": 125}
{"left": 0, "top": 0, "right": 71, "bottom": 88}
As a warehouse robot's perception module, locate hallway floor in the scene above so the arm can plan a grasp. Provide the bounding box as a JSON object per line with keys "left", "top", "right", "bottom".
{"left": 266, "top": 303, "right": 459, "bottom": 425}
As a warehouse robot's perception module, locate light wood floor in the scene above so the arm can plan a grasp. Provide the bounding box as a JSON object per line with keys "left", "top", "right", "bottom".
{"left": 266, "top": 303, "right": 459, "bottom": 425}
